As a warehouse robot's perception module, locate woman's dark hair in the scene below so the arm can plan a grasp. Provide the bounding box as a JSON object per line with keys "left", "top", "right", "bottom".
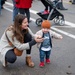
{"left": 12, "top": 14, "right": 28, "bottom": 43}
{"left": 14, "top": 14, "right": 26, "bottom": 25}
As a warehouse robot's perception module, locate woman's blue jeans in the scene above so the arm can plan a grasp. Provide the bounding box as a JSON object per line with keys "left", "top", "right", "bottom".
{"left": 39, "top": 49, "right": 51, "bottom": 62}
{"left": 12, "top": 0, "right": 18, "bottom": 21}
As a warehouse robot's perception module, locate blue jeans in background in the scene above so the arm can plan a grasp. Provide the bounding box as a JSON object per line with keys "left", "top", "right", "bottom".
{"left": 39, "top": 49, "right": 51, "bottom": 62}
{"left": 0, "top": 0, "right": 1, "bottom": 15}
{"left": 12, "top": 0, "right": 18, "bottom": 21}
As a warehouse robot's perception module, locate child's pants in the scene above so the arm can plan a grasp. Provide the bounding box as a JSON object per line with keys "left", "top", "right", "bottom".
{"left": 39, "top": 50, "right": 51, "bottom": 62}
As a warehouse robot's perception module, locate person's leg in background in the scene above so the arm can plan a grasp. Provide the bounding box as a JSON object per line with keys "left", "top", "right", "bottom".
{"left": 41, "top": 0, "right": 48, "bottom": 10}
{"left": 55, "top": 0, "right": 68, "bottom": 10}
{"left": 1, "top": 0, "right": 7, "bottom": 9}
{"left": 0, "top": 0, "right": 1, "bottom": 14}
{"left": 24, "top": 32, "right": 34, "bottom": 67}
{"left": 19, "top": 8, "right": 30, "bottom": 27}
{"left": 61, "top": 0, "right": 68, "bottom": 10}
{"left": 25, "top": 9, "right": 31, "bottom": 23}
{"left": 19, "top": 8, "right": 31, "bottom": 24}
{"left": 19, "top": 8, "right": 25, "bottom": 15}
{"left": 12, "top": 0, "right": 19, "bottom": 21}
{"left": 1, "top": 1, "right": 4, "bottom": 9}
{"left": 1, "top": 0, "right": 4, "bottom": 9}
{"left": 40, "top": 0, "right": 49, "bottom": 14}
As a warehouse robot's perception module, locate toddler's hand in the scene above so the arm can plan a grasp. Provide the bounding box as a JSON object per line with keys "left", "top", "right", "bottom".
{"left": 35, "top": 37, "right": 44, "bottom": 43}
{"left": 60, "top": 36, "right": 63, "bottom": 39}
{"left": 37, "top": 35, "right": 42, "bottom": 39}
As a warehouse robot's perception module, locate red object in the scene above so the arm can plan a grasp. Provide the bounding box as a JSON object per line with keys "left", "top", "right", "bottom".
{"left": 39, "top": 62, "right": 44, "bottom": 67}
{"left": 46, "top": 59, "right": 50, "bottom": 63}
{"left": 42, "top": 10, "right": 49, "bottom": 14}
{"left": 16, "top": 0, "right": 32, "bottom": 8}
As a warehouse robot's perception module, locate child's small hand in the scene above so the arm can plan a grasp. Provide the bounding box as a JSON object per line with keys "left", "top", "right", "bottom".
{"left": 60, "top": 36, "right": 63, "bottom": 39}
{"left": 37, "top": 35, "right": 42, "bottom": 39}
{"left": 35, "top": 37, "right": 44, "bottom": 43}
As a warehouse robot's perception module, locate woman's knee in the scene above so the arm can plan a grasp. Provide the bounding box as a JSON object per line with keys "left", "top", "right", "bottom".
{"left": 5, "top": 50, "right": 17, "bottom": 63}
{"left": 7, "top": 55, "right": 17, "bottom": 63}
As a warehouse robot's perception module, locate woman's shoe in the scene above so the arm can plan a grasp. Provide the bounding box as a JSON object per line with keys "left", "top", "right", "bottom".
{"left": 26, "top": 56, "right": 34, "bottom": 67}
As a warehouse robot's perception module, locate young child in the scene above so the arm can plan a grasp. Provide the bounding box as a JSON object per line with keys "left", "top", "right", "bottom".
{"left": 35, "top": 20, "right": 63, "bottom": 67}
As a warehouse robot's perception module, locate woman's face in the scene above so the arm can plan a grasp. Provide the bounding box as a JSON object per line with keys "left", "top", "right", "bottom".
{"left": 21, "top": 18, "right": 28, "bottom": 30}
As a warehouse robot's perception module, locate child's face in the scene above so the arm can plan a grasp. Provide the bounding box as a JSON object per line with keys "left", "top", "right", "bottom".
{"left": 42, "top": 28, "right": 50, "bottom": 33}
{"left": 21, "top": 18, "right": 28, "bottom": 30}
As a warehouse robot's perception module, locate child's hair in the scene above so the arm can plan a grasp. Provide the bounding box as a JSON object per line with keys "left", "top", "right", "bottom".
{"left": 41, "top": 20, "right": 51, "bottom": 29}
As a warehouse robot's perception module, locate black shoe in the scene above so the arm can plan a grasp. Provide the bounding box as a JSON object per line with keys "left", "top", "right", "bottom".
{"left": 72, "top": 2, "right": 75, "bottom": 4}
{"left": 59, "top": 7, "right": 68, "bottom": 10}
{"left": 1, "top": 6, "right": 4, "bottom": 9}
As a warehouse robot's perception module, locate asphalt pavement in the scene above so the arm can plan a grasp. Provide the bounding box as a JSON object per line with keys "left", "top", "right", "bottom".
{"left": 0, "top": 0, "right": 75, "bottom": 75}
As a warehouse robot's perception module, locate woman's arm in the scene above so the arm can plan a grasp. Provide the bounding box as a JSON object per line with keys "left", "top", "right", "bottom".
{"left": 6, "top": 30, "right": 30, "bottom": 50}
{"left": 6, "top": 30, "right": 43, "bottom": 50}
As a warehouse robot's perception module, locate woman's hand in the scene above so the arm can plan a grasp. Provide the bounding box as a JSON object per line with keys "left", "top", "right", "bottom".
{"left": 34, "top": 36, "right": 44, "bottom": 43}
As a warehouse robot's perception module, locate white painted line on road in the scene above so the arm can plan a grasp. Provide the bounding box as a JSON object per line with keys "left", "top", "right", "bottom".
{"left": 51, "top": 27, "right": 75, "bottom": 39}
{"left": 4, "top": 5, "right": 75, "bottom": 39}
{"left": 52, "top": 26, "right": 75, "bottom": 28}
{"left": 65, "top": 21, "right": 75, "bottom": 27}
{"left": 5, "top": 1, "right": 75, "bottom": 27}
{"left": 5, "top": 2, "right": 13, "bottom": 7}
{"left": 4, "top": 7, "right": 13, "bottom": 12}
{"left": 30, "top": 10, "right": 37, "bottom": 14}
